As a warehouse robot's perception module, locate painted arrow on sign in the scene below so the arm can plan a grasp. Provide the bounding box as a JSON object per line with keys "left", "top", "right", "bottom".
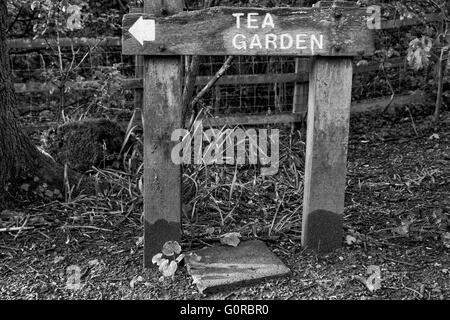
{"left": 129, "top": 16, "right": 156, "bottom": 45}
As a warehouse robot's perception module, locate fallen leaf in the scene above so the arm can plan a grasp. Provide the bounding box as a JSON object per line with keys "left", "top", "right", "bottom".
{"left": 393, "top": 219, "right": 414, "bottom": 236}
{"left": 158, "top": 259, "right": 170, "bottom": 273}
{"left": 162, "top": 241, "right": 182, "bottom": 256}
{"left": 152, "top": 253, "right": 164, "bottom": 266}
{"left": 162, "top": 261, "right": 178, "bottom": 277}
{"left": 88, "top": 259, "right": 99, "bottom": 266}
{"left": 345, "top": 235, "right": 357, "bottom": 245}
{"left": 130, "top": 275, "right": 144, "bottom": 289}
{"left": 53, "top": 256, "right": 65, "bottom": 264}
{"left": 135, "top": 236, "right": 144, "bottom": 247}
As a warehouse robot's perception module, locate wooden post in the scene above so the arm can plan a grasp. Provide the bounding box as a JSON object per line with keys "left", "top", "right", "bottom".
{"left": 145, "top": 0, "right": 183, "bottom": 13}
{"left": 142, "top": 0, "right": 184, "bottom": 267}
{"left": 135, "top": 56, "right": 143, "bottom": 110}
{"left": 302, "top": 57, "right": 353, "bottom": 253}
{"left": 292, "top": 58, "right": 309, "bottom": 115}
{"left": 292, "top": 57, "right": 310, "bottom": 131}
{"left": 122, "top": 4, "right": 374, "bottom": 263}
{"left": 130, "top": 6, "right": 144, "bottom": 111}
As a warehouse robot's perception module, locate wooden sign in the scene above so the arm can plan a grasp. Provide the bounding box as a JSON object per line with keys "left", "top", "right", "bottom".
{"left": 122, "top": 7, "right": 374, "bottom": 56}
{"left": 130, "top": 1, "right": 377, "bottom": 267}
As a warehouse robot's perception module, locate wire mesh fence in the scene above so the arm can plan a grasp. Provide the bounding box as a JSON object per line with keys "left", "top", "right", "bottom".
{"left": 9, "top": 34, "right": 431, "bottom": 130}
{"left": 10, "top": 43, "right": 136, "bottom": 127}
{"left": 135, "top": 56, "right": 300, "bottom": 115}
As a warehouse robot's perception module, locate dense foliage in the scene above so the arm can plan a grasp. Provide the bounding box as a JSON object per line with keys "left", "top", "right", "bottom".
{"left": 7, "top": 0, "right": 127, "bottom": 38}
{"left": 5, "top": 0, "right": 449, "bottom": 125}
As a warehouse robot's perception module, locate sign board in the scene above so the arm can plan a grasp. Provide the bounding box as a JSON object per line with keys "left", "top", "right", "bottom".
{"left": 127, "top": 2, "right": 377, "bottom": 265}
{"left": 122, "top": 7, "right": 374, "bottom": 56}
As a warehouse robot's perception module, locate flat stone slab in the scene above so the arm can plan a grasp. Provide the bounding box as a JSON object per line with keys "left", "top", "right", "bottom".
{"left": 185, "top": 240, "right": 291, "bottom": 294}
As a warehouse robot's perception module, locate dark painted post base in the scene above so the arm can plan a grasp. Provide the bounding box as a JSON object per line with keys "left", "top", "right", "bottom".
{"left": 301, "top": 57, "right": 353, "bottom": 254}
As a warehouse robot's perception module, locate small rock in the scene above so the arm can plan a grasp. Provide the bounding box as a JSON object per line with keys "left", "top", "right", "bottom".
{"left": 88, "top": 259, "right": 99, "bottom": 266}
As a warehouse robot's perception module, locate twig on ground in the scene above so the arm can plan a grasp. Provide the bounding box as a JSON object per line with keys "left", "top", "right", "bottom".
{"left": 381, "top": 60, "right": 396, "bottom": 113}
{"left": 13, "top": 214, "right": 30, "bottom": 240}
{"left": 381, "top": 255, "right": 418, "bottom": 267}
{"left": 405, "top": 106, "right": 419, "bottom": 136}
{"left": 0, "top": 226, "right": 34, "bottom": 233}
{"left": 61, "top": 225, "right": 113, "bottom": 232}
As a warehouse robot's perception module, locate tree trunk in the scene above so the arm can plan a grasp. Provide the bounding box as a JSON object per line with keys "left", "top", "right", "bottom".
{"left": 0, "top": 0, "right": 82, "bottom": 205}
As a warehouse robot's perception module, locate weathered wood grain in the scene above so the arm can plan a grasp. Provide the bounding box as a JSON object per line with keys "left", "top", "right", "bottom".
{"left": 302, "top": 57, "right": 353, "bottom": 253}
{"left": 142, "top": 0, "right": 183, "bottom": 268}
{"left": 8, "top": 37, "right": 121, "bottom": 50}
{"left": 134, "top": 56, "right": 144, "bottom": 112}
{"left": 292, "top": 57, "right": 310, "bottom": 115}
{"left": 143, "top": 57, "right": 183, "bottom": 267}
{"left": 202, "top": 112, "right": 305, "bottom": 127}
{"left": 312, "top": 1, "right": 359, "bottom": 8}
{"left": 122, "top": 6, "right": 374, "bottom": 56}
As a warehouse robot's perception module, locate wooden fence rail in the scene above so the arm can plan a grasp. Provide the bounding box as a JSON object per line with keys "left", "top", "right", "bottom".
{"left": 21, "top": 89, "right": 428, "bottom": 133}
{"left": 13, "top": 57, "right": 405, "bottom": 95}
{"left": 9, "top": 9, "right": 435, "bottom": 128}
{"left": 7, "top": 37, "right": 122, "bottom": 50}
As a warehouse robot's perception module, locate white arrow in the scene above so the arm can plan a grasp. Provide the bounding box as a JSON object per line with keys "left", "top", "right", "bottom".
{"left": 129, "top": 17, "right": 156, "bottom": 46}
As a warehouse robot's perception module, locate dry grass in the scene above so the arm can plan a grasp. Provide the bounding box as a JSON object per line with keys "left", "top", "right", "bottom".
{"left": 26, "top": 115, "right": 309, "bottom": 242}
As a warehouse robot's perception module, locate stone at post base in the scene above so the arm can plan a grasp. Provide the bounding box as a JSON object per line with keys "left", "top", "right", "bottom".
{"left": 185, "top": 240, "right": 291, "bottom": 294}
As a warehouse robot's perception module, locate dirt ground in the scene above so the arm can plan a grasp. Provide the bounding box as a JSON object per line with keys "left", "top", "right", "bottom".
{"left": 1, "top": 105, "right": 449, "bottom": 300}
